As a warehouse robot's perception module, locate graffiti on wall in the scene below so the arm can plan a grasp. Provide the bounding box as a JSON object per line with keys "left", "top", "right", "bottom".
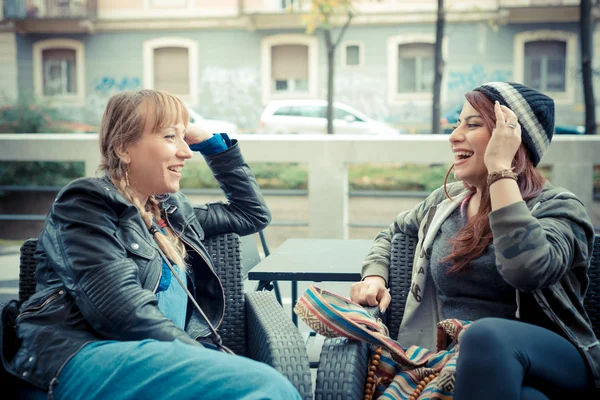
{"left": 334, "top": 72, "right": 390, "bottom": 122}
{"left": 197, "top": 66, "right": 263, "bottom": 130}
{"left": 88, "top": 76, "right": 142, "bottom": 120}
{"left": 59, "top": 76, "right": 142, "bottom": 124}
{"left": 447, "top": 65, "right": 512, "bottom": 100}
{"left": 94, "top": 77, "right": 141, "bottom": 95}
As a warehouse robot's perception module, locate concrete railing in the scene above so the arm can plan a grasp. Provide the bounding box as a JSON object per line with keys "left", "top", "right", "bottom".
{"left": 1, "top": 133, "right": 599, "bottom": 238}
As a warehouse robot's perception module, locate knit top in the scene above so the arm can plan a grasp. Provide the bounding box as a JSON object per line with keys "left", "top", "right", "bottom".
{"left": 429, "top": 207, "right": 517, "bottom": 321}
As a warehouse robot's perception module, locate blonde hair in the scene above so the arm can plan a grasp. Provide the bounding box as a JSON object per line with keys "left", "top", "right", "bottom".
{"left": 98, "top": 89, "right": 189, "bottom": 268}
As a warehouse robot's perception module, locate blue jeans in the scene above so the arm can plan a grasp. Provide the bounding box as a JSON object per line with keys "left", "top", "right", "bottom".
{"left": 454, "top": 318, "right": 593, "bottom": 400}
{"left": 21, "top": 339, "right": 301, "bottom": 400}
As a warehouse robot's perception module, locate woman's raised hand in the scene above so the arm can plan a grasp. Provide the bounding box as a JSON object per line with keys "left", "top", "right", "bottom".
{"left": 350, "top": 276, "right": 391, "bottom": 313}
{"left": 484, "top": 102, "right": 522, "bottom": 172}
{"left": 185, "top": 123, "right": 214, "bottom": 146}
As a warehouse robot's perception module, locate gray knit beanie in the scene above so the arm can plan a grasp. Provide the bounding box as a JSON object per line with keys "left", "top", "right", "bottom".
{"left": 473, "top": 82, "right": 555, "bottom": 166}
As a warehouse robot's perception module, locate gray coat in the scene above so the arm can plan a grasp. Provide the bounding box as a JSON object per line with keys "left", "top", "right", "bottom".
{"left": 362, "top": 181, "right": 600, "bottom": 388}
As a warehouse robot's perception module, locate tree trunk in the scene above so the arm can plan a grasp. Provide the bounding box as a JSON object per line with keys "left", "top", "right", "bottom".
{"left": 580, "top": 0, "right": 597, "bottom": 135}
{"left": 432, "top": 0, "right": 445, "bottom": 134}
{"left": 325, "top": 29, "right": 335, "bottom": 134}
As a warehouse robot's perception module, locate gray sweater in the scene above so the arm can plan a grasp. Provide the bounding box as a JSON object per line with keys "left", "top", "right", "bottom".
{"left": 429, "top": 207, "right": 516, "bottom": 321}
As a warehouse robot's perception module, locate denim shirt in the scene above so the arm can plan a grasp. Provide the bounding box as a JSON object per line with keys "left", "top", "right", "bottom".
{"left": 155, "top": 133, "right": 231, "bottom": 329}
{"left": 156, "top": 262, "right": 188, "bottom": 330}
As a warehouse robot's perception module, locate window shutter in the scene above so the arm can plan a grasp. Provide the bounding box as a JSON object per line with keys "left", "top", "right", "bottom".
{"left": 154, "top": 47, "right": 189, "bottom": 95}
{"left": 271, "top": 44, "right": 309, "bottom": 80}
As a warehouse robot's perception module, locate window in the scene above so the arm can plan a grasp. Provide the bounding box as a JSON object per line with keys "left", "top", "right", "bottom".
{"left": 280, "top": 0, "right": 307, "bottom": 12}
{"left": 334, "top": 108, "right": 363, "bottom": 122}
{"left": 387, "top": 34, "right": 446, "bottom": 105}
{"left": 42, "top": 48, "right": 77, "bottom": 96}
{"left": 341, "top": 41, "right": 365, "bottom": 68}
{"left": 524, "top": 41, "right": 566, "bottom": 92}
{"left": 271, "top": 44, "right": 309, "bottom": 94}
{"left": 294, "top": 105, "right": 325, "bottom": 118}
{"left": 33, "top": 39, "right": 85, "bottom": 104}
{"left": 153, "top": 47, "right": 189, "bottom": 94}
{"left": 261, "top": 34, "right": 318, "bottom": 104}
{"left": 514, "top": 30, "right": 576, "bottom": 104}
{"left": 143, "top": 37, "right": 198, "bottom": 105}
{"left": 397, "top": 43, "right": 434, "bottom": 94}
{"left": 274, "top": 106, "right": 294, "bottom": 116}
{"left": 273, "top": 105, "right": 325, "bottom": 118}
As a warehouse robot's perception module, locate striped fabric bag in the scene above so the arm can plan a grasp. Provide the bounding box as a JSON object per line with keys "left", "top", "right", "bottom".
{"left": 295, "top": 286, "right": 471, "bottom": 400}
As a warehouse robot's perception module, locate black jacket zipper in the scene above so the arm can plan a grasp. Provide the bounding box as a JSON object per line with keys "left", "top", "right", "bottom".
{"left": 163, "top": 210, "right": 226, "bottom": 334}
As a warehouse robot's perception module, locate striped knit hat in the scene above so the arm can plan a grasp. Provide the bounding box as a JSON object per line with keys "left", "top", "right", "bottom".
{"left": 474, "top": 82, "right": 555, "bottom": 166}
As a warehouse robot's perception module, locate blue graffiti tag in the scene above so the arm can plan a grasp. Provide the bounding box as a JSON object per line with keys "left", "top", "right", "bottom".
{"left": 447, "top": 65, "right": 512, "bottom": 93}
{"left": 94, "top": 77, "right": 141, "bottom": 94}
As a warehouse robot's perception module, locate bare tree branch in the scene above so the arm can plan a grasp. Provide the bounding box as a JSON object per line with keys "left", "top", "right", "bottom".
{"left": 334, "top": 13, "right": 354, "bottom": 48}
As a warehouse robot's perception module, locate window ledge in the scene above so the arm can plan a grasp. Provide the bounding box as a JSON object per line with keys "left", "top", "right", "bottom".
{"left": 40, "top": 95, "right": 85, "bottom": 107}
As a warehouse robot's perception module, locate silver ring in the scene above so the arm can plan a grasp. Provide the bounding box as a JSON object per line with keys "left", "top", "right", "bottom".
{"left": 506, "top": 122, "right": 517, "bottom": 129}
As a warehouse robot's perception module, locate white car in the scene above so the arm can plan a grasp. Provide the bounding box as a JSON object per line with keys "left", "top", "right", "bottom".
{"left": 187, "top": 106, "right": 239, "bottom": 136}
{"left": 257, "top": 100, "right": 401, "bottom": 135}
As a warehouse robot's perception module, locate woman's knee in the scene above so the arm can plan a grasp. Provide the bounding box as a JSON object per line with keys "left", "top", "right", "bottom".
{"left": 520, "top": 386, "right": 550, "bottom": 400}
{"left": 459, "top": 318, "right": 512, "bottom": 353}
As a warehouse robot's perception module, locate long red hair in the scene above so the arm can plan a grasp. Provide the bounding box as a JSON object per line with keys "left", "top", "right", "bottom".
{"left": 442, "top": 91, "right": 547, "bottom": 273}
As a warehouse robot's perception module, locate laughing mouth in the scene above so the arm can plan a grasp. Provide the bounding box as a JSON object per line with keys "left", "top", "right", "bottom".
{"left": 168, "top": 166, "right": 183, "bottom": 173}
{"left": 454, "top": 151, "right": 474, "bottom": 162}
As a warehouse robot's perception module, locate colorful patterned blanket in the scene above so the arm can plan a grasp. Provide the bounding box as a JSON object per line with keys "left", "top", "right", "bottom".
{"left": 294, "top": 286, "right": 471, "bottom": 400}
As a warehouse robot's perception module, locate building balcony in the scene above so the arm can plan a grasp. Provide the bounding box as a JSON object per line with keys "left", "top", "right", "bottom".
{"left": 3, "top": 0, "right": 97, "bottom": 20}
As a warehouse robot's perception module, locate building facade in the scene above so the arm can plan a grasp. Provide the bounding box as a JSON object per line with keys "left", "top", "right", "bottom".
{"left": 0, "top": 0, "right": 598, "bottom": 133}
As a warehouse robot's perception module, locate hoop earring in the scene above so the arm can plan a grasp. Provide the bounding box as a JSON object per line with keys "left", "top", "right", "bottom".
{"left": 443, "top": 164, "right": 455, "bottom": 200}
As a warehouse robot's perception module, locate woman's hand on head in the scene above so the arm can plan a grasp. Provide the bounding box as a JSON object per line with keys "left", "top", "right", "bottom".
{"left": 350, "top": 276, "right": 391, "bottom": 313}
{"left": 185, "top": 123, "right": 214, "bottom": 146}
{"left": 484, "top": 102, "right": 522, "bottom": 172}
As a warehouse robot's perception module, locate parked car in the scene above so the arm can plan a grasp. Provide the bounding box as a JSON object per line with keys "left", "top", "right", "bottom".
{"left": 187, "top": 105, "right": 239, "bottom": 136}
{"left": 258, "top": 99, "right": 402, "bottom": 135}
{"left": 441, "top": 104, "right": 585, "bottom": 135}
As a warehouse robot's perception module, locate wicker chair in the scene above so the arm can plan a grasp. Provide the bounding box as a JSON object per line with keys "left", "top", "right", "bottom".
{"left": 1, "top": 233, "right": 313, "bottom": 399}
{"left": 314, "top": 233, "right": 600, "bottom": 400}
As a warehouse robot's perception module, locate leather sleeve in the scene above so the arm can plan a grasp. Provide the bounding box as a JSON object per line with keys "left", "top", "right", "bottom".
{"left": 194, "top": 140, "right": 272, "bottom": 237}
{"left": 39, "top": 179, "right": 200, "bottom": 347}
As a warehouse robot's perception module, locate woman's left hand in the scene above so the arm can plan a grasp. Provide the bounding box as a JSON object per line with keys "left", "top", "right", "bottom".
{"left": 484, "top": 101, "right": 522, "bottom": 172}
{"left": 185, "top": 123, "right": 213, "bottom": 146}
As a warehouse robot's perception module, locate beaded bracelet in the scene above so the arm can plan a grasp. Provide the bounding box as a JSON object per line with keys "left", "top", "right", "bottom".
{"left": 487, "top": 168, "right": 518, "bottom": 186}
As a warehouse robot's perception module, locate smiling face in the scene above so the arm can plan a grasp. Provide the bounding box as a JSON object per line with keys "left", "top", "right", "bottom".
{"left": 120, "top": 100, "right": 192, "bottom": 204}
{"left": 448, "top": 100, "right": 493, "bottom": 189}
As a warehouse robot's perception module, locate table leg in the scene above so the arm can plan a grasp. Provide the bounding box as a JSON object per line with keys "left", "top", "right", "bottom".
{"left": 272, "top": 281, "right": 282, "bottom": 305}
{"left": 256, "top": 280, "right": 272, "bottom": 291}
{"left": 255, "top": 280, "right": 282, "bottom": 306}
{"left": 291, "top": 280, "right": 298, "bottom": 326}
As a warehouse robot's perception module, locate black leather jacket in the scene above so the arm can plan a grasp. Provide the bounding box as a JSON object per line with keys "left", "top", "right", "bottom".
{"left": 2, "top": 142, "right": 270, "bottom": 392}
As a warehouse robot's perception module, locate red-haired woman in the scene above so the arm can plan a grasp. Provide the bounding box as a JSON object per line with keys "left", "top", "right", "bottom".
{"left": 350, "top": 82, "right": 598, "bottom": 398}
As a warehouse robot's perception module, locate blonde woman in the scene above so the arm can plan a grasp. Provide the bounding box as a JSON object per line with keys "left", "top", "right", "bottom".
{"left": 4, "top": 90, "right": 301, "bottom": 399}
